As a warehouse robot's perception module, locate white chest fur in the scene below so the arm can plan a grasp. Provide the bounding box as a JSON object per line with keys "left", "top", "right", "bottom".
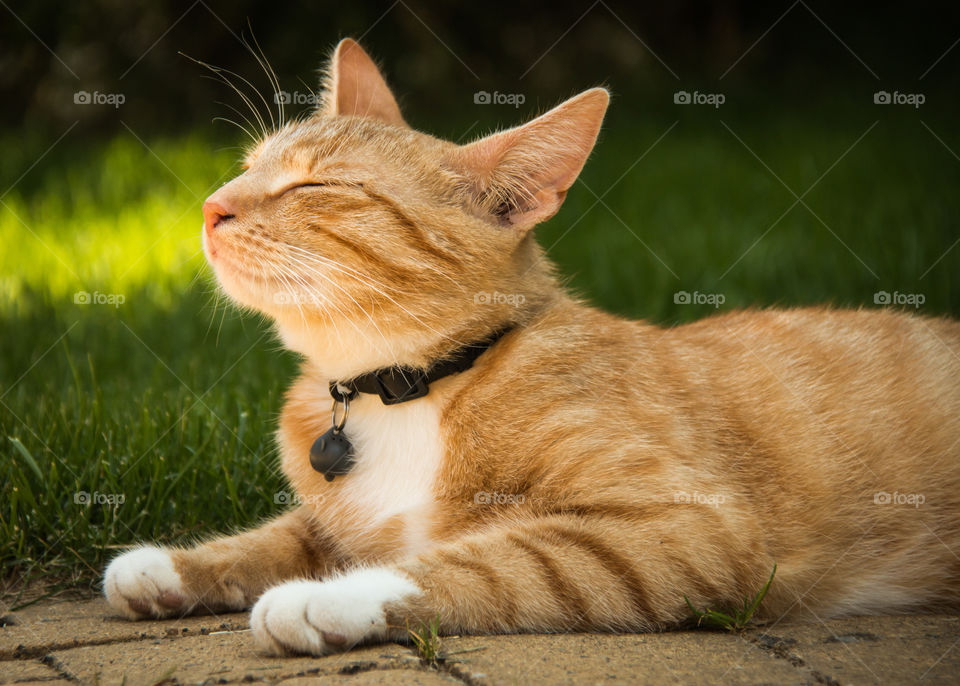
{"left": 332, "top": 388, "right": 445, "bottom": 555}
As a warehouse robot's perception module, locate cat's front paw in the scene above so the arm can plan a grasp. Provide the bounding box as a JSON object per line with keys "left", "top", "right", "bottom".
{"left": 250, "top": 568, "right": 419, "bottom": 656}
{"left": 104, "top": 546, "right": 189, "bottom": 619}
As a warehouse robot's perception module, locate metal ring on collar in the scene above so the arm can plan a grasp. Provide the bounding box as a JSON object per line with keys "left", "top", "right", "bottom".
{"left": 330, "top": 396, "right": 350, "bottom": 433}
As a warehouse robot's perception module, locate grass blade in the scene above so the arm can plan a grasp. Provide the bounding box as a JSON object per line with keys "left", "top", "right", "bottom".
{"left": 9, "top": 436, "right": 43, "bottom": 482}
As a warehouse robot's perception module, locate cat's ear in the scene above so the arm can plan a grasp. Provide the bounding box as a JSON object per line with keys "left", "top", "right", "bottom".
{"left": 447, "top": 88, "right": 609, "bottom": 231}
{"left": 319, "top": 38, "right": 406, "bottom": 127}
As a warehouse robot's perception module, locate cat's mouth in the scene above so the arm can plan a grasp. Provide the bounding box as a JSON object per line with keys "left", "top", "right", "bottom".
{"left": 204, "top": 228, "right": 251, "bottom": 276}
{"left": 202, "top": 226, "right": 228, "bottom": 271}
{"left": 204, "top": 230, "right": 267, "bottom": 302}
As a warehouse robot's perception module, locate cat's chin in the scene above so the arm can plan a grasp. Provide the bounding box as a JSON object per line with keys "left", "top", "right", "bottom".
{"left": 204, "top": 237, "right": 278, "bottom": 314}
{"left": 207, "top": 263, "right": 266, "bottom": 312}
{"left": 218, "top": 277, "right": 315, "bottom": 324}
{"left": 212, "top": 260, "right": 327, "bottom": 321}
{"left": 272, "top": 310, "right": 441, "bottom": 382}
{"left": 205, "top": 264, "right": 356, "bottom": 372}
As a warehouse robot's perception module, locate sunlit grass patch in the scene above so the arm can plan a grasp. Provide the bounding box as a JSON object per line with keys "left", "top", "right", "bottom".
{"left": 0, "top": 134, "right": 240, "bottom": 311}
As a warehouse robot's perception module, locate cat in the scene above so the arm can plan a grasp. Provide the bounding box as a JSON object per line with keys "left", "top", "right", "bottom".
{"left": 104, "top": 38, "right": 960, "bottom": 656}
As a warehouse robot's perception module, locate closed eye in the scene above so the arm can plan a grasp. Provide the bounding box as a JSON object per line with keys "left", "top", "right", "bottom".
{"left": 277, "top": 181, "right": 362, "bottom": 198}
{"left": 278, "top": 182, "right": 331, "bottom": 197}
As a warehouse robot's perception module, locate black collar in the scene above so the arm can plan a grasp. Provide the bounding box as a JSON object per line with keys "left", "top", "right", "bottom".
{"left": 328, "top": 327, "right": 512, "bottom": 405}
{"left": 310, "top": 328, "right": 511, "bottom": 481}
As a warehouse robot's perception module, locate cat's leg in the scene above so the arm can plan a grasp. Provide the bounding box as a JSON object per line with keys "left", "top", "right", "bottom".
{"left": 104, "top": 506, "right": 341, "bottom": 619}
{"left": 249, "top": 512, "right": 764, "bottom": 655}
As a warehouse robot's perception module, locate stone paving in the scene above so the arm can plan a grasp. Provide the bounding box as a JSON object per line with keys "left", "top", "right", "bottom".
{"left": 1, "top": 597, "right": 958, "bottom": 684}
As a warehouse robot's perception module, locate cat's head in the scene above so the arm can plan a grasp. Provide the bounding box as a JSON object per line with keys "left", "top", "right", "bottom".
{"left": 202, "top": 39, "right": 608, "bottom": 378}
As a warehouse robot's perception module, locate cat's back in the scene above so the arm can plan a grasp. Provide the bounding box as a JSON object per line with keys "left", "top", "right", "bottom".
{"left": 664, "top": 305, "right": 960, "bottom": 431}
{"left": 652, "top": 305, "right": 960, "bottom": 489}
{"left": 449, "top": 302, "right": 960, "bottom": 492}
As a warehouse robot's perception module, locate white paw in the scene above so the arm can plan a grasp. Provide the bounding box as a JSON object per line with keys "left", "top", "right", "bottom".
{"left": 104, "top": 546, "right": 189, "bottom": 619}
{"left": 250, "top": 568, "right": 419, "bottom": 656}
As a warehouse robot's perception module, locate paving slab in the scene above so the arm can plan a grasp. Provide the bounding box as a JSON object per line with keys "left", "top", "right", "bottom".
{"left": 48, "top": 632, "right": 412, "bottom": 685}
{"left": 749, "top": 614, "right": 960, "bottom": 686}
{"left": 0, "top": 657, "right": 64, "bottom": 683}
{"left": 278, "top": 669, "right": 463, "bottom": 685}
{"left": 0, "top": 597, "right": 247, "bottom": 659}
{"left": 439, "top": 631, "right": 804, "bottom": 685}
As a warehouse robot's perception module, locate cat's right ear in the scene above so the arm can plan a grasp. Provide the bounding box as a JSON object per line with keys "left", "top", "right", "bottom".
{"left": 318, "top": 38, "right": 407, "bottom": 127}
{"left": 446, "top": 88, "right": 609, "bottom": 232}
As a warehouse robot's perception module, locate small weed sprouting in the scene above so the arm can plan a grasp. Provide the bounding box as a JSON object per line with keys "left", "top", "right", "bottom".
{"left": 407, "top": 617, "right": 445, "bottom": 667}
{"left": 684, "top": 564, "right": 777, "bottom": 632}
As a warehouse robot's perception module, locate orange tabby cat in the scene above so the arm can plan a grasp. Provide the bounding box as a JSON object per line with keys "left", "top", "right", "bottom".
{"left": 104, "top": 39, "right": 960, "bottom": 656}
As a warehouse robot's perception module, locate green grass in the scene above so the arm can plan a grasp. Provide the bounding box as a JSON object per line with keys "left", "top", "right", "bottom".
{"left": 685, "top": 565, "right": 778, "bottom": 632}
{"left": 408, "top": 617, "right": 445, "bottom": 667}
{"left": 1, "top": 94, "right": 958, "bottom": 601}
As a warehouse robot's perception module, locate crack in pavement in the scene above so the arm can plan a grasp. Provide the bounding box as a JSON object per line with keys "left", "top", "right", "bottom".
{"left": 750, "top": 632, "right": 845, "bottom": 686}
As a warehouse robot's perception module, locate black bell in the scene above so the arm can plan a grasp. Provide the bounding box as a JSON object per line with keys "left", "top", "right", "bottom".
{"left": 309, "top": 428, "right": 355, "bottom": 481}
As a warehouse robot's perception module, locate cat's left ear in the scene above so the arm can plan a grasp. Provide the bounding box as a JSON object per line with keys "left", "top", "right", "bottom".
{"left": 447, "top": 88, "right": 609, "bottom": 231}
{"left": 319, "top": 38, "right": 407, "bottom": 127}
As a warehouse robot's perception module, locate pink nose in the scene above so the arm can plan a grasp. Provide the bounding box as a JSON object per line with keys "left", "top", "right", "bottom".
{"left": 202, "top": 199, "right": 235, "bottom": 234}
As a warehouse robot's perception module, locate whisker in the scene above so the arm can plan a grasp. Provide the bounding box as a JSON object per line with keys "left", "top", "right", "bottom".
{"left": 283, "top": 244, "right": 407, "bottom": 296}
{"left": 244, "top": 21, "right": 285, "bottom": 125}
{"left": 200, "top": 70, "right": 267, "bottom": 139}
{"left": 184, "top": 54, "right": 269, "bottom": 137}
{"left": 207, "top": 57, "right": 276, "bottom": 134}
{"left": 212, "top": 116, "right": 257, "bottom": 144}
{"left": 274, "top": 263, "right": 351, "bottom": 353}
{"left": 213, "top": 99, "right": 262, "bottom": 143}
{"left": 277, "top": 244, "right": 466, "bottom": 347}
{"left": 279, "top": 251, "right": 394, "bottom": 363}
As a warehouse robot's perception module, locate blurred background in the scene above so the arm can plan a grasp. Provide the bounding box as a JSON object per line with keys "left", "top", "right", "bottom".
{"left": 2, "top": 0, "right": 958, "bottom": 598}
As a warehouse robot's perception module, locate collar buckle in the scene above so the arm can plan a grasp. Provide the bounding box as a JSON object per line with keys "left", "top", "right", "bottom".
{"left": 372, "top": 368, "right": 430, "bottom": 405}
